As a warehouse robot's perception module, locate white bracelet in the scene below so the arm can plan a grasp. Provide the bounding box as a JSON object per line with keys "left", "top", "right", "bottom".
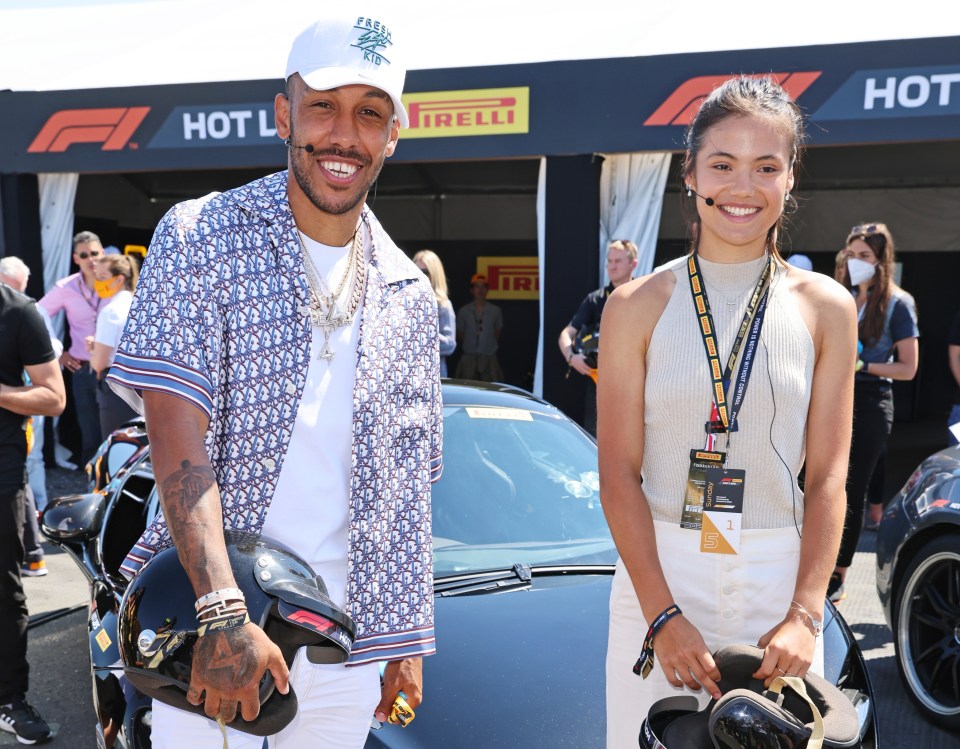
{"left": 198, "top": 602, "right": 249, "bottom": 623}
{"left": 195, "top": 587, "right": 245, "bottom": 614}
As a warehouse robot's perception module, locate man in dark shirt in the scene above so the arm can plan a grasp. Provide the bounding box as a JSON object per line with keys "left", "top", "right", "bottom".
{"left": 0, "top": 281, "right": 65, "bottom": 744}
{"left": 557, "top": 239, "right": 638, "bottom": 435}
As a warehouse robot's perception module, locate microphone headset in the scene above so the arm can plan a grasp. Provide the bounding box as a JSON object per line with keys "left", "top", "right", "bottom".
{"left": 284, "top": 137, "right": 315, "bottom": 154}
{"left": 685, "top": 184, "right": 715, "bottom": 207}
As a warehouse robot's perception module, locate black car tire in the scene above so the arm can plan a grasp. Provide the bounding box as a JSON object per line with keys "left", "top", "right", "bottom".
{"left": 893, "top": 534, "right": 960, "bottom": 731}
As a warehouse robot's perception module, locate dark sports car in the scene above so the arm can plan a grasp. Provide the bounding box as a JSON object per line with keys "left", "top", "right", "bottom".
{"left": 41, "top": 381, "right": 877, "bottom": 748}
{"left": 876, "top": 442, "right": 960, "bottom": 732}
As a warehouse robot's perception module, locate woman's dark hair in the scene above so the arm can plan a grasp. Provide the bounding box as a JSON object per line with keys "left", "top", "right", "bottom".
{"left": 99, "top": 253, "right": 139, "bottom": 291}
{"left": 835, "top": 222, "right": 896, "bottom": 344}
{"left": 681, "top": 75, "right": 807, "bottom": 262}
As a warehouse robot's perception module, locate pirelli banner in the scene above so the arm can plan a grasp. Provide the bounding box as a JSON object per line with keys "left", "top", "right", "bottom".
{"left": 1, "top": 34, "right": 958, "bottom": 173}
{"left": 476, "top": 256, "right": 540, "bottom": 300}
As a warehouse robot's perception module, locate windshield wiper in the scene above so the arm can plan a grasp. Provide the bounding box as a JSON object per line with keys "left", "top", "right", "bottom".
{"left": 435, "top": 562, "right": 532, "bottom": 597}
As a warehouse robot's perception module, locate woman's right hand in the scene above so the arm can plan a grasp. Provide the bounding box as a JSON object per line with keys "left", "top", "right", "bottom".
{"left": 653, "top": 615, "right": 722, "bottom": 700}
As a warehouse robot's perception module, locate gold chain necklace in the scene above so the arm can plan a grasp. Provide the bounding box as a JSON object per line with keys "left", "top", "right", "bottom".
{"left": 296, "top": 217, "right": 367, "bottom": 362}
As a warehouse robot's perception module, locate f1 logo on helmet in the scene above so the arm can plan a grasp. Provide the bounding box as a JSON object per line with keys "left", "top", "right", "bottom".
{"left": 644, "top": 72, "right": 821, "bottom": 126}
{"left": 28, "top": 107, "right": 150, "bottom": 153}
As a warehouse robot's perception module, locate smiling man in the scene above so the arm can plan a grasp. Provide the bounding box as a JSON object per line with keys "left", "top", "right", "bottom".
{"left": 107, "top": 13, "right": 441, "bottom": 749}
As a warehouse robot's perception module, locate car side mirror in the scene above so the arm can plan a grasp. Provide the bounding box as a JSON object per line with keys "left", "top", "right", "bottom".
{"left": 40, "top": 492, "right": 108, "bottom": 543}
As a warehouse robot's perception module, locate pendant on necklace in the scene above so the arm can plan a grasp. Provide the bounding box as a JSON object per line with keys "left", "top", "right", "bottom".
{"left": 317, "top": 334, "right": 335, "bottom": 362}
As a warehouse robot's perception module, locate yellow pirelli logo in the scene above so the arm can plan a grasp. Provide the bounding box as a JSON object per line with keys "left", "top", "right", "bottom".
{"left": 696, "top": 296, "right": 707, "bottom": 315}
{"left": 695, "top": 451, "right": 722, "bottom": 461}
{"left": 476, "top": 256, "right": 539, "bottom": 300}
{"left": 706, "top": 338, "right": 717, "bottom": 357}
{"left": 401, "top": 87, "right": 529, "bottom": 139}
{"left": 691, "top": 276, "right": 702, "bottom": 294}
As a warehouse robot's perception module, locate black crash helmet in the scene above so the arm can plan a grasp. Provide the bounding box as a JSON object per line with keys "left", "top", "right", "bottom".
{"left": 575, "top": 323, "right": 600, "bottom": 369}
{"left": 640, "top": 644, "right": 862, "bottom": 749}
{"left": 117, "top": 530, "right": 357, "bottom": 737}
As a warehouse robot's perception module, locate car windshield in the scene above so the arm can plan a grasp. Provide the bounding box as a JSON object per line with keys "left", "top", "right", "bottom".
{"left": 433, "top": 404, "right": 616, "bottom": 577}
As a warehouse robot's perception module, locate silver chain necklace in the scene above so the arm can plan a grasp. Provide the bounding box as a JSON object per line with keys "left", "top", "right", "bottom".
{"left": 296, "top": 217, "right": 367, "bottom": 362}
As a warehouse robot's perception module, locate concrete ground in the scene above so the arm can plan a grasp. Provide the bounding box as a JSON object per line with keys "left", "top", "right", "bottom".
{"left": 6, "top": 416, "right": 958, "bottom": 747}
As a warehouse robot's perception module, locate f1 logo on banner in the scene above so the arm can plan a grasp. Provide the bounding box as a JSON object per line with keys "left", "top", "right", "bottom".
{"left": 644, "top": 72, "right": 821, "bottom": 126}
{"left": 28, "top": 107, "right": 150, "bottom": 153}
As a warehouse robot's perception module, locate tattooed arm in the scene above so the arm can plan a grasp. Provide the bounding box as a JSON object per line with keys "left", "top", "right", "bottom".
{"left": 143, "top": 391, "right": 289, "bottom": 723}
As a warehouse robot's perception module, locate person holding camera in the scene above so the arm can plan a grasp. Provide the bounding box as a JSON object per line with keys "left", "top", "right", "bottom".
{"left": 558, "top": 239, "right": 638, "bottom": 435}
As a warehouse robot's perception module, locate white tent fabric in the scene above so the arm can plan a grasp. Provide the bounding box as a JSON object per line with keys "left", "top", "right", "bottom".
{"left": 599, "top": 153, "right": 673, "bottom": 281}
{"left": 534, "top": 157, "right": 547, "bottom": 398}
{"left": 37, "top": 172, "right": 79, "bottom": 337}
{"left": 1, "top": 2, "right": 958, "bottom": 93}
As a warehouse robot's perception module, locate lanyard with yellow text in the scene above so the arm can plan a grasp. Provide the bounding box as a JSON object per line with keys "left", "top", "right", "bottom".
{"left": 687, "top": 252, "right": 773, "bottom": 451}
{"left": 681, "top": 253, "right": 773, "bottom": 551}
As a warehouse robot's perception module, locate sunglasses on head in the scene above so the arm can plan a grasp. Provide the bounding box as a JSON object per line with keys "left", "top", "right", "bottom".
{"left": 850, "top": 224, "right": 880, "bottom": 236}
{"left": 76, "top": 249, "right": 102, "bottom": 260}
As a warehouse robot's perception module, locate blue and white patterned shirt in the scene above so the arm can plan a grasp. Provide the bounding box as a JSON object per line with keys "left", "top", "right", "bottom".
{"left": 107, "top": 171, "right": 442, "bottom": 664}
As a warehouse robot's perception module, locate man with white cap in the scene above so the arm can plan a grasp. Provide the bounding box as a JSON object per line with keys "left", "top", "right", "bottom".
{"left": 108, "top": 12, "right": 441, "bottom": 748}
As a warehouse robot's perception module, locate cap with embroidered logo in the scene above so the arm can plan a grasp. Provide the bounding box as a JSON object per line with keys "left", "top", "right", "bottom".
{"left": 285, "top": 14, "right": 408, "bottom": 128}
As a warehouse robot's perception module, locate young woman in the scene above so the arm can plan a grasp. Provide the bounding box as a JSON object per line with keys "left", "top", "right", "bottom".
{"left": 598, "top": 76, "right": 858, "bottom": 747}
{"left": 829, "top": 223, "right": 918, "bottom": 601}
{"left": 86, "top": 253, "right": 139, "bottom": 436}
{"left": 413, "top": 249, "right": 457, "bottom": 376}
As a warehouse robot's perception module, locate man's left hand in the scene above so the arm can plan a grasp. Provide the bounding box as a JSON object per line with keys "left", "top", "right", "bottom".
{"left": 375, "top": 657, "right": 423, "bottom": 724}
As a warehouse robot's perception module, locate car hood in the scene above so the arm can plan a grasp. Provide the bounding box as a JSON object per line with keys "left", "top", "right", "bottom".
{"left": 365, "top": 571, "right": 614, "bottom": 749}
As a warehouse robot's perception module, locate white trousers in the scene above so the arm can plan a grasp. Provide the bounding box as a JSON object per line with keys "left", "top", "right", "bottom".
{"left": 151, "top": 653, "right": 380, "bottom": 749}
{"left": 605, "top": 521, "right": 824, "bottom": 749}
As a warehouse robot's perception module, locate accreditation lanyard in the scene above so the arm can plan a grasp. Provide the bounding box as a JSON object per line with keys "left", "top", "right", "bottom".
{"left": 686, "top": 253, "right": 772, "bottom": 451}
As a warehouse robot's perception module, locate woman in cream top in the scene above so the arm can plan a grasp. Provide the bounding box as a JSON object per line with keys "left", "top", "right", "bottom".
{"left": 598, "top": 76, "right": 858, "bottom": 748}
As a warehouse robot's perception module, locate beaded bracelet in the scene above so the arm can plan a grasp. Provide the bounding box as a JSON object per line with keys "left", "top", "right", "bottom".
{"left": 633, "top": 603, "right": 683, "bottom": 679}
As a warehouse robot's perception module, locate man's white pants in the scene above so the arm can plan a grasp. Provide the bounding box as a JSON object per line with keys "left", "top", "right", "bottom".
{"left": 151, "top": 653, "right": 380, "bottom": 749}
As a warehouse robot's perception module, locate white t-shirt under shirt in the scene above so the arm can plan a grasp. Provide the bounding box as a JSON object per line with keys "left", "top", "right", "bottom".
{"left": 94, "top": 290, "right": 133, "bottom": 367}
{"left": 261, "top": 228, "right": 368, "bottom": 610}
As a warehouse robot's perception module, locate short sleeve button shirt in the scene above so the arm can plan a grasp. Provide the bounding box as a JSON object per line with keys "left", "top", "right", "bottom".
{"left": 107, "top": 172, "right": 442, "bottom": 664}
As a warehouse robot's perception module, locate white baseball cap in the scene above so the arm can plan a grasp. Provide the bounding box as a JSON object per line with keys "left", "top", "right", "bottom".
{"left": 285, "top": 14, "right": 408, "bottom": 128}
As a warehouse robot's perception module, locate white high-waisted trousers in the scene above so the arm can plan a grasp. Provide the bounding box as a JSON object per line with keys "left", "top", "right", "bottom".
{"left": 151, "top": 653, "right": 380, "bottom": 749}
{"left": 605, "top": 520, "right": 824, "bottom": 749}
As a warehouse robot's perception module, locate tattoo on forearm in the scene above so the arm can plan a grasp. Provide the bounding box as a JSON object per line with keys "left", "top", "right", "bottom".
{"left": 160, "top": 460, "right": 217, "bottom": 525}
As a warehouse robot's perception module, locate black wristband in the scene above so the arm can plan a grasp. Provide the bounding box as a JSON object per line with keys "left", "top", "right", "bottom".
{"left": 633, "top": 604, "right": 683, "bottom": 679}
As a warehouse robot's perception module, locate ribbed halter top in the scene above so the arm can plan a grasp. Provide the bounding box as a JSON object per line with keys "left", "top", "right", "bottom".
{"left": 642, "top": 254, "right": 815, "bottom": 530}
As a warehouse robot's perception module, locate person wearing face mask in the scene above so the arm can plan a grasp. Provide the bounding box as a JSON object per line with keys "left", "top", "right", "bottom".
{"left": 85, "top": 254, "right": 139, "bottom": 437}
{"left": 828, "top": 223, "right": 918, "bottom": 603}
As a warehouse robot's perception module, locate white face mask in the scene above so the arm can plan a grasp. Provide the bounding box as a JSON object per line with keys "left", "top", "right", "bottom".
{"left": 847, "top": 257, "right": 876, "bottom": 286}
